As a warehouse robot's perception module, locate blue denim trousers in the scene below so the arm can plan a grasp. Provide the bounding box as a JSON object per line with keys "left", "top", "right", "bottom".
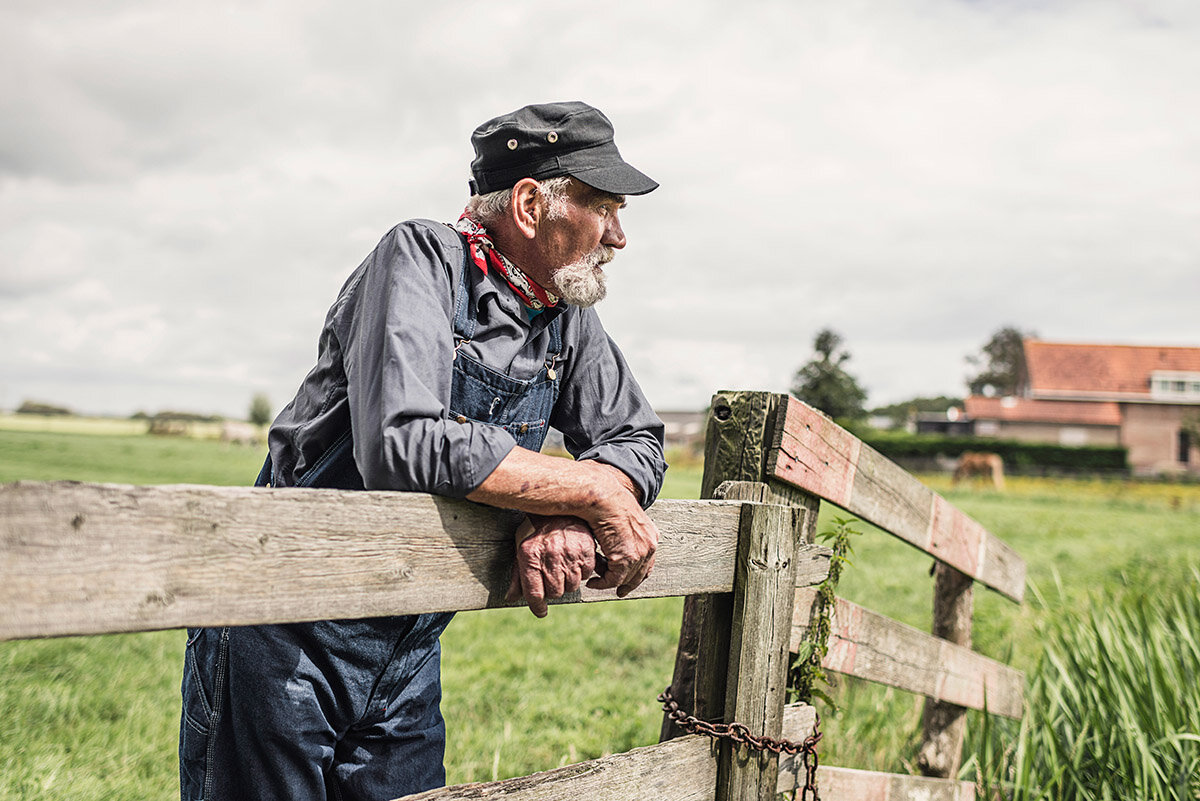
{"left": 180, "top": 612, "right": 454, "bottom": 801}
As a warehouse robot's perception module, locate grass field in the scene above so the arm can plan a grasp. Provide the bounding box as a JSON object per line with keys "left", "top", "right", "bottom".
{"left": 1, "top": 426, "right": 1198, "bottom": 798}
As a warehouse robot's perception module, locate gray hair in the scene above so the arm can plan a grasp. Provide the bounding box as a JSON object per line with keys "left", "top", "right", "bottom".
{"left": 467, "top": 176, "right": 573, "bottom": 226}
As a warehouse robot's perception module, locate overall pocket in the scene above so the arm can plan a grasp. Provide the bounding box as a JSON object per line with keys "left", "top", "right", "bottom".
{"left": 182, "top": 628, "right": 228, "bottom": 734}
{"left": 180, "top": 628, "right": 229, "bottom": 798}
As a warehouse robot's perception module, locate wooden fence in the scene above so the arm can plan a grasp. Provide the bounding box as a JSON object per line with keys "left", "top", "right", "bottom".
{"left": 0, "top": 391, "right": 1026, "bottom": 800}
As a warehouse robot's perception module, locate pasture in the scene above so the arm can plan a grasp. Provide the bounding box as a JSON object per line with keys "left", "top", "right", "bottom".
{"left": 1, "top": 422, "right": 1197, "bottom": 799}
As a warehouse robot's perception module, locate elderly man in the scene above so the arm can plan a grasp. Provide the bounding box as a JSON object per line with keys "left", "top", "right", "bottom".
{"left": 180, "top": 102, "right": 666, "bottom": 801}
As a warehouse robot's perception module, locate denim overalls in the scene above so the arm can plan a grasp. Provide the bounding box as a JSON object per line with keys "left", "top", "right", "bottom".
{"left": 180, "top": 253, "right": 563, "bottom": 801}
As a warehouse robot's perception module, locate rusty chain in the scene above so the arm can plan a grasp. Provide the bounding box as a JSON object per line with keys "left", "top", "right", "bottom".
{"left": 658, "top": 687, "right": 822, "bottom": 800}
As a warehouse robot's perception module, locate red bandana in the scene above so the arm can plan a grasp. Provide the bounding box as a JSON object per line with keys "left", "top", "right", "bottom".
{"left": 454, "top": 209, "right": 559, "bottom": 310}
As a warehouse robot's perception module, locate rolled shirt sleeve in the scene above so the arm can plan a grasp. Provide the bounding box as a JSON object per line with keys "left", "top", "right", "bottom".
{"left": 335, "top": 222, "right": 516, "bottom": 496}
{"left": 271, "top": 219, "right": 665, "bottom": 503}
{"left": 552, "top": 308, "right": 667, "bottom": 508}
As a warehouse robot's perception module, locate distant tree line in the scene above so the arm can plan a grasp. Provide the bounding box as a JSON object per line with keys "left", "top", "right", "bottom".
{"left": 16, "top": 401, "right": 73, "bottom": 416}
{"left": 14, "top": 395, "right": 274, "bottom": 425}
{"left": 789, "top": 325, "right": 1036, "bottom": 423}
{"left": 133, "top": 410, "right": 224, "bottom": 423}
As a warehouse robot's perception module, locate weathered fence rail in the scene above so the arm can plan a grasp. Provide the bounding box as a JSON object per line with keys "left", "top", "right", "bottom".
{"left": 663, "top": 391, "right": 1027, "bottom": 796}
{"left": 0, "top": 391, "right": 1027, "bottom": 801}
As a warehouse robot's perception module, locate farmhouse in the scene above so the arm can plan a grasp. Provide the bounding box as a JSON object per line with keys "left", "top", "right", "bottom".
{"left": 964, "top": 339, "right": 1200, "bottom": 476}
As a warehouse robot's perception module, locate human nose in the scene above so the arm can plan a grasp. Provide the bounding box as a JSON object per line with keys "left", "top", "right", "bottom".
{"left": 603, "top": 212, "right": 626, "bottom": 249}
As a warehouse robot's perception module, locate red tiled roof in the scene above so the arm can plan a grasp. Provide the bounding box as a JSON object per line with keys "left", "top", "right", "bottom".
{"left": 1024, "top": 340, "right": 1200, "bottom": 398}
{"left": 965, "top": 395, "right": 1121, "bottom": 426}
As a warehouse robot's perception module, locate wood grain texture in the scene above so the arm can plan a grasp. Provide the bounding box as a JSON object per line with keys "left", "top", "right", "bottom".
{"left": 790, "top": 589, "right": 1024, "bottom": 719}
{"left": 399, "top": 701, "right": 970, "bottom": 801}
{"left": 0, "top": 481, "right": 742, "bottom": 640}
{"left": 715, "top": 482, "right": 829, "bottom": 590}
{"left": 401, "top": 704, "right": 818, "bottom": 801}
{"left": 768, "top": 397, "right": 1026, "bottom": 603}
{"left": 397, "top": 734, "right": 720, "bottom": 801}
{"left": 777, "top": 765, "right": 976, "bottom": 801}
{"left": 717, "top": 502, "right": 805, "bottom": 801}
{"left": 666, "top": 391, "right": 785, "bottom": 743}
{"left": 919, "top": 564, "right": 975, "bottom": 778}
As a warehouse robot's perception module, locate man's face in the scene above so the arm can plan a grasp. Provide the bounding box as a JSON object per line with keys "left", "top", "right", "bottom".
{"left": 530, "top": 180, "right": 627, "bottom": 307}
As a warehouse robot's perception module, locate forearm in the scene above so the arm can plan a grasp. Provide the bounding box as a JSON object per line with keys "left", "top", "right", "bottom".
{"left": 465, "top": 446, "right": 640, "bottom": 522}
{"left": 470, "top": 443, "right": 658, "bottom": 600}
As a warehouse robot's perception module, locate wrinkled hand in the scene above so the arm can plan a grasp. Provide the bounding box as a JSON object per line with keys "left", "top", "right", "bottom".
{"left": 506, "top": 515, "right": 598, "bottom": 618}
{"left": 580, "top": 462, "right": 658, "bottom": 598}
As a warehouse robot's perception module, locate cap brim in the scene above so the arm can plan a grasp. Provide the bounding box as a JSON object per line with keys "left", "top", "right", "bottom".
{"left": 569, "top": 162, "right": 659, "bottom": 196}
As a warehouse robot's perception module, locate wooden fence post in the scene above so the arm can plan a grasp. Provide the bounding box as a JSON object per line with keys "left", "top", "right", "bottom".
{"left": 917, "top": 562, "right": 975, "bottom": 777}
{"left": 661, "top": 391, "right": 782, "bottom": 741}
{"left": 716, "top": 501, "right": 804, "bottom": 801}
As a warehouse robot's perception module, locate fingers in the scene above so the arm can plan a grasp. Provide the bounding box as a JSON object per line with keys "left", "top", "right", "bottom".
{"left": 511, "top": 516, "right": 597, "bottom": 618}
{"left": 586, "top": 510, "right": 659, "bottom": 596}
{"left": 541, "top": 549, "right": 566, "bottom": 599}
{"left": 585, "top": 548, "right": 654, "bottom": 596}
{"left": 617, "top": 550, "right": 655, "bottom": 597}
{"left": 520, "top": 557, "right": 548, "bottom": 618}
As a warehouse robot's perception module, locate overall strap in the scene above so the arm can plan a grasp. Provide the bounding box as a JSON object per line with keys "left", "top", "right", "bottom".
{"left": 546, "top": 312, "right": 563, "bottom": 360}
{"left": 451, "top": 247, "right": 477, "bottom": 342}
{"left": 541, "top": 311, "right": 564, "bottom": 379}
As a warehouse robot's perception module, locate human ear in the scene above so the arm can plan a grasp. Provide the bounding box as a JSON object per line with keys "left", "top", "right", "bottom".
{"left": 510, "top": 178, "right": 542, "bottom": 240}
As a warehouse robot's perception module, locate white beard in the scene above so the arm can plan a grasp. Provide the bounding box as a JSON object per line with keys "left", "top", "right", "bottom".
{"left": 551, "top": 246, "right": 614, "bottom": 308}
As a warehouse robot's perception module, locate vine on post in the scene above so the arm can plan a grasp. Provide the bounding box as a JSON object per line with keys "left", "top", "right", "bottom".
{"left": 788, "top": 516, "right": 861, "bottom": 707}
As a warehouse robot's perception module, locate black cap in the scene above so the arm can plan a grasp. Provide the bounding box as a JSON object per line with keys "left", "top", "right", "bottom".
{"left": 469, "top": 101, "right": 658, "bottom": 196}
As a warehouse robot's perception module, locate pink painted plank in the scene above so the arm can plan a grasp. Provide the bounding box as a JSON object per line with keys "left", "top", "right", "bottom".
{"left": 768, "top": 397, "right": 1025, "bottom": 603}
{"left": 790, "top": 589, "right": 1024, "bottom": 718}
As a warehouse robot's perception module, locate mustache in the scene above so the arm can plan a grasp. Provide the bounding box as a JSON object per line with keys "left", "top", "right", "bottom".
{"left": 589, "top": 246, "right": 615, "bottom": 267}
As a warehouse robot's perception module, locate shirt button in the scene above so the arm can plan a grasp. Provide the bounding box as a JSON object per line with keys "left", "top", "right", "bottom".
{"left": 455, "top": 414, "right": 466, "bottom": 424}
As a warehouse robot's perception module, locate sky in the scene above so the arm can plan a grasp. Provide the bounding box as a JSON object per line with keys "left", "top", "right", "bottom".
{"left": 3, "top": 0, "right": 1199, "bottom": 419}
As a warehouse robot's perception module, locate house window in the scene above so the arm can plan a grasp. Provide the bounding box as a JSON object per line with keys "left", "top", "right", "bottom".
{"left": 1181, "top": 430, "right": 1193, "bottom": 465}
{"left": 976, "top": 421, "right": 1000, "bottom": 436}
{"left": 1151, "top": 371, "right": 1200, "bottom": 400}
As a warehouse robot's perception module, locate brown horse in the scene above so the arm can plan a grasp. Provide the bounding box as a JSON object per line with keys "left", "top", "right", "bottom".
{"left": 953, "top": 452, "right": 1005, "bottom": 490}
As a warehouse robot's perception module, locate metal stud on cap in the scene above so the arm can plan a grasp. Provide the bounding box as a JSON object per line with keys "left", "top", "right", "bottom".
{"left": 469, "top": 101, "right": 660, "bottom": 195}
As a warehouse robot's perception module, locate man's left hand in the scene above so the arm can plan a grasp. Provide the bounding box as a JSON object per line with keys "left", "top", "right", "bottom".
{"left": 506, "top": 514, "right": 598, "bottom": 618}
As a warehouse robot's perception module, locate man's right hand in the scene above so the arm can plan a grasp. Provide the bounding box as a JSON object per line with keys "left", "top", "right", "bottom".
{"left": 577, "top": 461, "right": 658, "bottom": 597}
{"left": 466, "top": 446, "right": 660, "bottom": 605}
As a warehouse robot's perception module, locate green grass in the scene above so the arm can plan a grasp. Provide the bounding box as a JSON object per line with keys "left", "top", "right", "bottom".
{"left": 967, "top": 583, "right": 1200, "bottom": 800}
{"left": 0, "top": 429, "right": 266, "bottom": 486}
{"left": 0, "top": 413, "right": 150, "bottom": 436}
{"left": 808, "top": 476, "right": 1200, "bottom": 775}
{"left": 2, "top": 430, "right": 1198, "bottom": 797}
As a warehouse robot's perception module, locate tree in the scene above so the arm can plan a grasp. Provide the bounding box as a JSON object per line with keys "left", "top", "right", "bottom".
{"left": 16, "top": 400, "right": 72, "bottom": 416}
{"left": 249, "top": 393, "right": 273, "bottom": 426}
{"left": 791, "top": 328, "right": 868, "bottom": 420}
{"left": 966, "top": 326, "right": 1034, "bottom": 397}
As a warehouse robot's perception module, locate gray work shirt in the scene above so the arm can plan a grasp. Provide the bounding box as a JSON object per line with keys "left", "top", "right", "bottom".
{"left": 268, "top": 219, "right": 667, "bottom": 506}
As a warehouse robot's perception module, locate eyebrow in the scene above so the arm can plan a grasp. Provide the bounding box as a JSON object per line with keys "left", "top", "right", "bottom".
{"left": 593, "top": 192, "right": 626, "bottom": 208}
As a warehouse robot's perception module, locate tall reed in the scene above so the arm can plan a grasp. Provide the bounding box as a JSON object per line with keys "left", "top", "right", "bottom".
{"left": 966, "top": 575, "right": 1200, "bottom": 800}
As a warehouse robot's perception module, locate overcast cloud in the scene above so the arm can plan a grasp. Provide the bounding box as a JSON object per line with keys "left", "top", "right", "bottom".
{"left": 3, "top": 0, "right": 1198, "bottom": 418}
